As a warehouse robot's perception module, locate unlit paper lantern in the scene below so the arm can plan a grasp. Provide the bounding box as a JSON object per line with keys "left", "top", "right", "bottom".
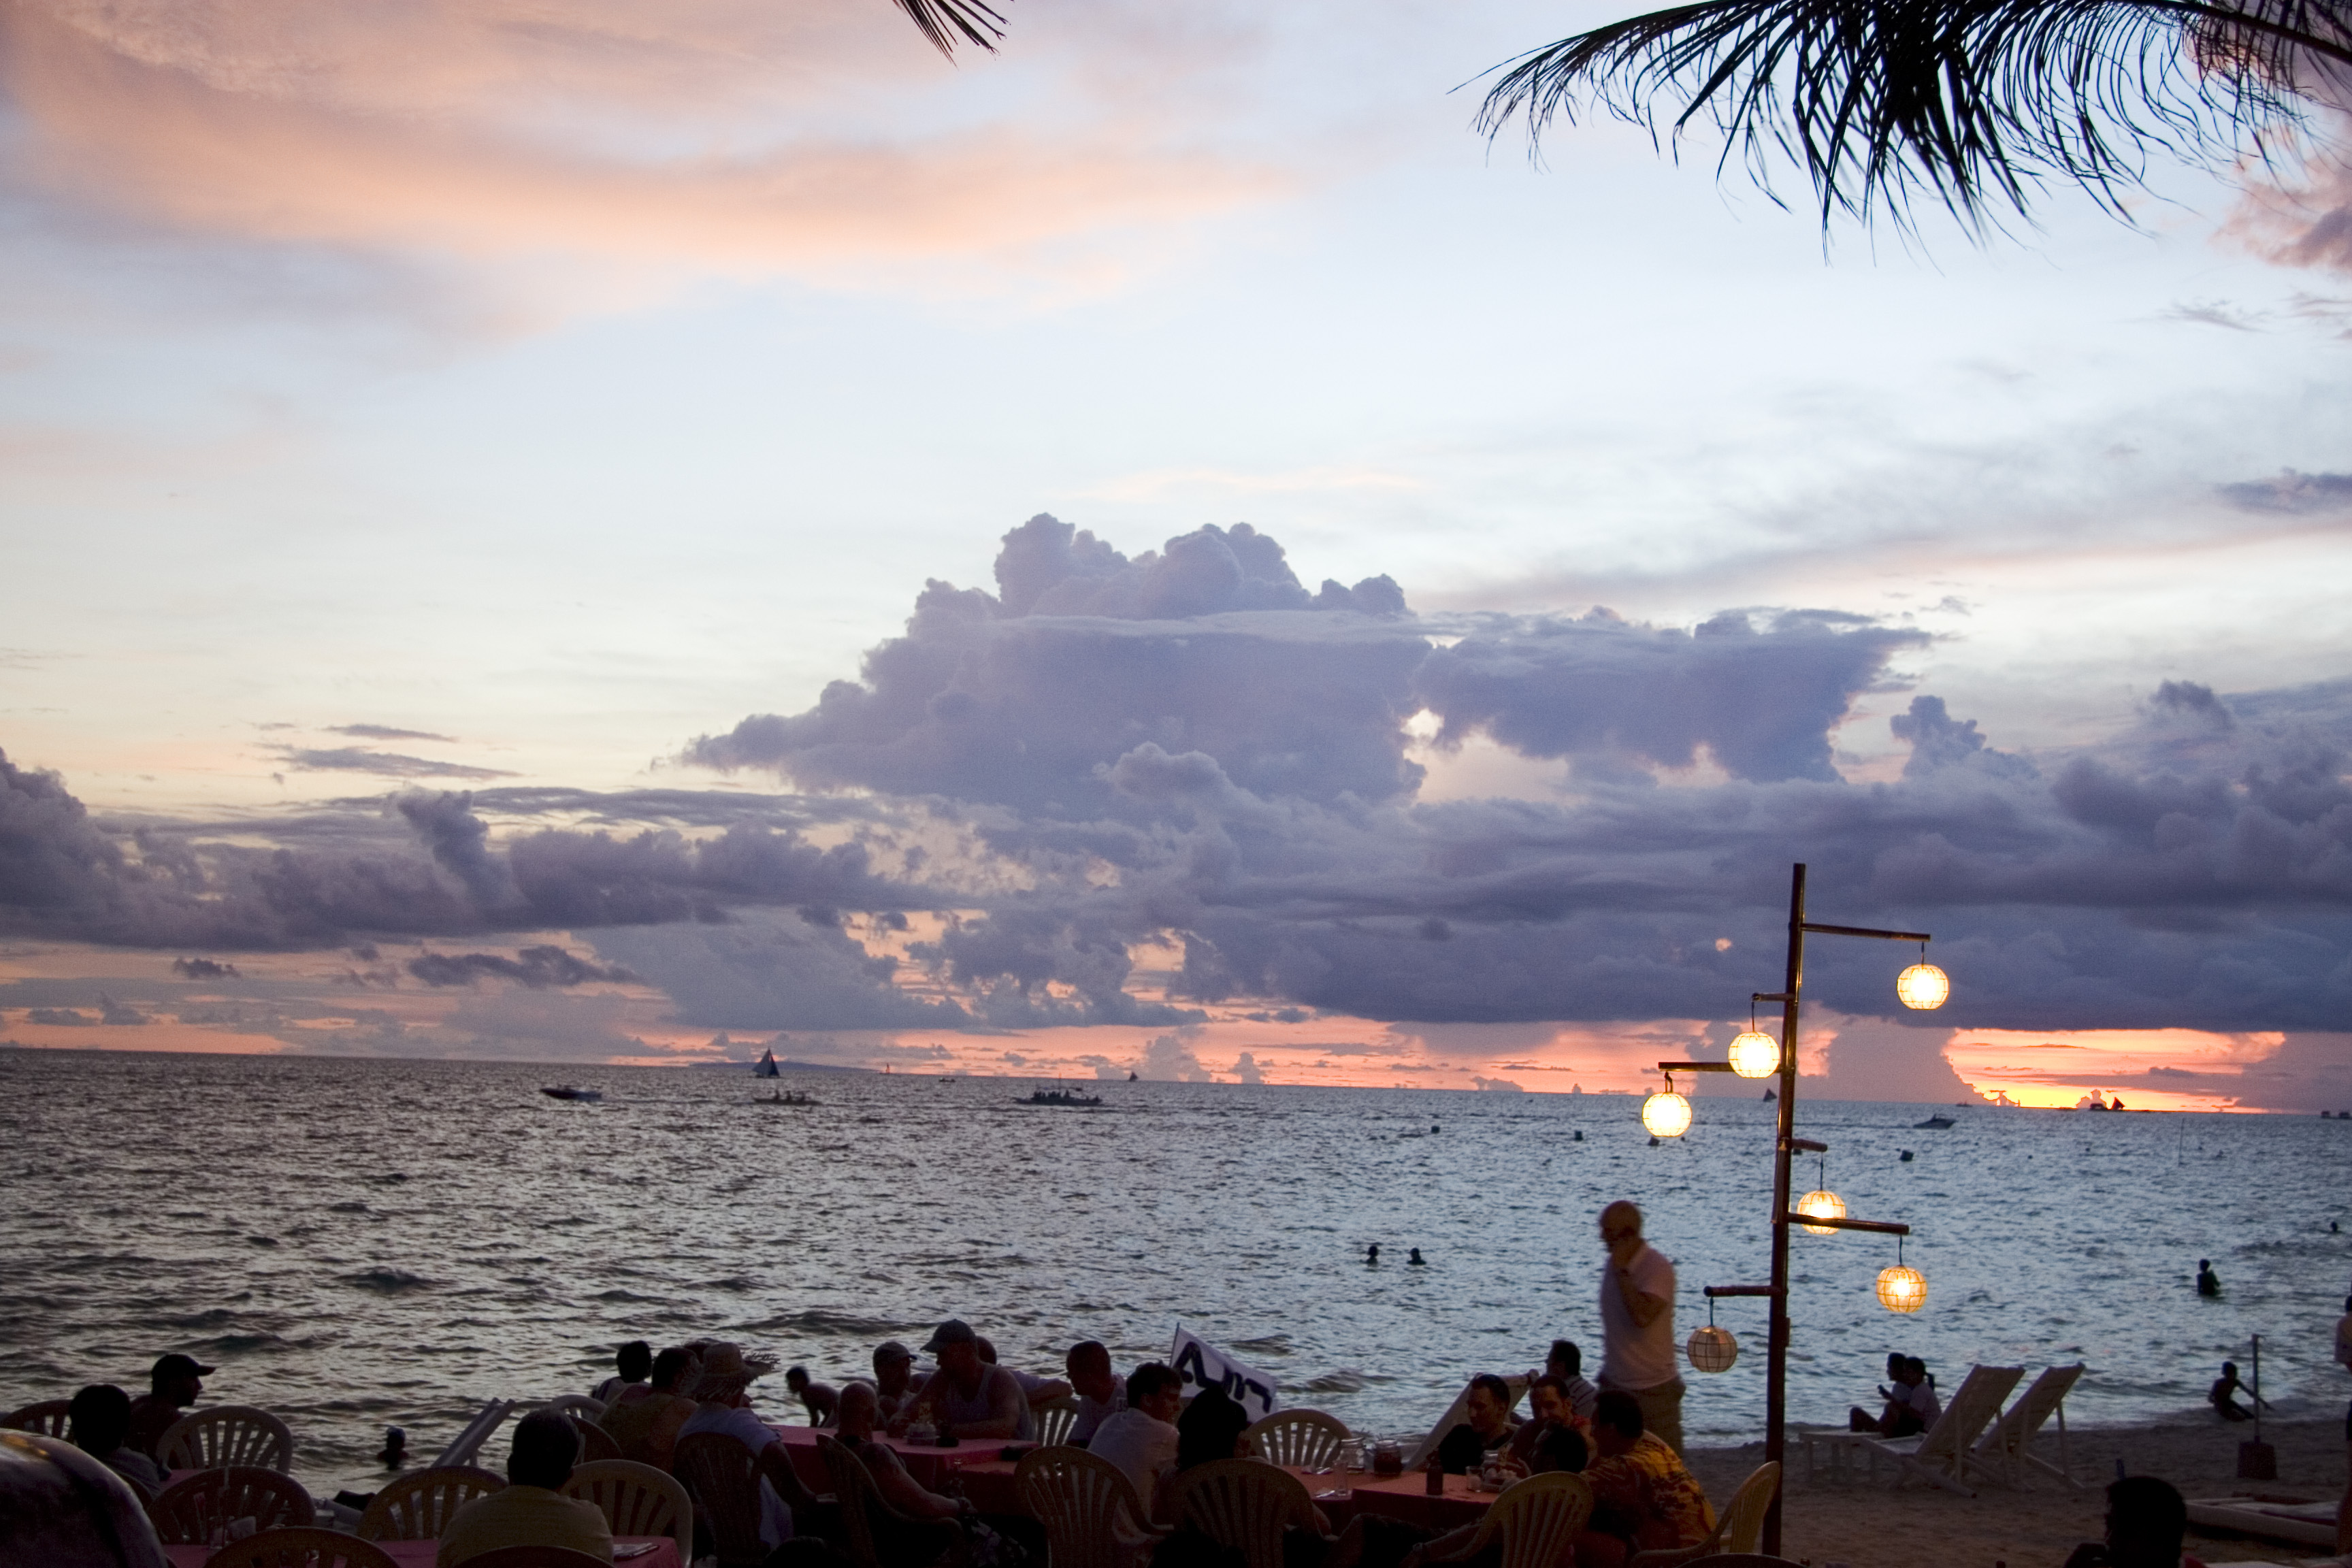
{"left": 1896, "top": 963, "right": 1950, "bottom": 1011}
{"left": 1795, "top": 1188, "right": 1847, "bottom": 1236}
{"left": 1641, "top": 1089, "right": 1693, "bottom": 1139}
{"left": 1686, "top": 1324, "right": 1739, "bottom": 1373}
{"left": 1728, "top": 1029, "right": 1782, "bottom": 1079}
{"left": 1876, "top": 1264, "right": 1928, "bottom": 1313}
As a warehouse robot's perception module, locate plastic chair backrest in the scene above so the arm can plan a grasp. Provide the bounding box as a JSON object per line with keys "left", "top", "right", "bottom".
{"left": 1461, "top": 1471, "right": 1592, "bottom": 1568}
{"left": 575, "top": 1417, "right": 622, "bottom": 1464}
{"left": 672, "top": 1431, "right": 768, "bottom": 1567}
{"left": 562, "top": 1457, "right": 693, "bottom": 1558}
{"left": 356, "top": 1464, "right": 504, "bottom": 1540}
{"left": 1713, "top": 1462, "right": 1779, "bottom": 1554}
{"left": 1241, "top": 1411, "right": 1349, "bottom": 1469}
{"left": 1034, "top": 1398, "right": 1082, "bottom": 1447}
{"left": 818, "top": 1432, "right": 924, "bottom": 1568}
{"left": 544, "top": 1394, "right": 606, "bottom": 1422}
{"left": 198, "top": 1526, "right": 396, "bottom": 1568}
{"left": 440, "top": 1548, "right": 613, "bottom": 1568}
{"left": 147, "top": 1466, "right": 314, "bottom": 1544}
{"left": 1016, "top": 1443, "right": 1156, "bottom": 1568}
{"left": 1166, "top": 1460, "right": 1313, "bottom": 1568}
{"left": 157, "top": 1407, "right": 295, "bottom": 1472}
{"left": 1, "top": 1400, "right": 72, "bottom": 1437}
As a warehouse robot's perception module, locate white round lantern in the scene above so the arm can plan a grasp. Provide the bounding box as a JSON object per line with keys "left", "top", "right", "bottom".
{"left": 1641, "top": 1088, "right": 1693, "bottom": 1139}
{"left": 1876, "top": 1264, "right": 1928, "bottom": 1313}
{"left": 1795, "top": 1188, "right": 1847, "bottom": 1236}
{"left": 1727, "top": 1028, "right": 1782, "bottom": 1079}
{"left": 1896, "top": 962, "right": 1949, "bottom": 1011}
{"left": 1686, "top": 1324, "right": 1740, "bottom": 1374}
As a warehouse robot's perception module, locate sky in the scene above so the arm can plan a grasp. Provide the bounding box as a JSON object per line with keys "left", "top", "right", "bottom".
{"left": 3, "top": 0, "right": 2351, "bottom": 1111}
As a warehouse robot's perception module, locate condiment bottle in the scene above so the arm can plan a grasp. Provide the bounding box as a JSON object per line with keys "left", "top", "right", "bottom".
{"left": 1424, "top": 1454, "right": 1443, "bottom": 1495}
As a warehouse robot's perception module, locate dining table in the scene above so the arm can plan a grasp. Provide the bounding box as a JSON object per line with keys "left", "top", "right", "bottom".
{"left": 162, "top": 1537, "right": 681, "bottom": 1567}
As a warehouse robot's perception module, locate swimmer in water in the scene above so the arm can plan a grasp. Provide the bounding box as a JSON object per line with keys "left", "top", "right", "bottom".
{"left": 1408, "top": 1248, "right": 1426, "bottom": 1265}
{"left": 1367, "top": 1244, "right": 1380, "bottom": 1266}
{"left": 2197, "top": 1260, "right": 2222, "bottom": 1297}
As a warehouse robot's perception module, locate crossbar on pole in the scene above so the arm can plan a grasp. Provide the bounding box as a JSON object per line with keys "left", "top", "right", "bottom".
{"left": 1799, "top": 921, "right": 1931, "bottom": 942}
{"left": 1781, "top": 1213, "right": 1911, "bottom": 1235}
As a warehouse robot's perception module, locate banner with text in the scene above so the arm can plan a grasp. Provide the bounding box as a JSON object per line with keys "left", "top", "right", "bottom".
{"left": 1170, "top": 1326, "right": 1278, "bottom": 1422}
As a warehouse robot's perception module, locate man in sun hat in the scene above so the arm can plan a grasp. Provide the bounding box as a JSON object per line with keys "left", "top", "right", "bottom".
{"left": 898, "top": 1320, "right": 1031, "bottom": 1440}
{"left": 675, "top": 1339, "right": 817, "bottom": 1551}
{"left": 126, "top": 1352, "right": 213, "bottom": 1460}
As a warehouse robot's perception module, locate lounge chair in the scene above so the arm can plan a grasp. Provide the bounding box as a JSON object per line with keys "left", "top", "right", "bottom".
{"left": 1964, "top": 1363, "right": 2085, "bottom": 1490}
{"left": 1403, "top": 1376, "right": 1529, "bottom": 1469}
{"left": 1798, "top": 1364, "right": 2022, "bottom": 1496}
{"left": 430, "top": 1399, "right": 517, "bottom": 1469}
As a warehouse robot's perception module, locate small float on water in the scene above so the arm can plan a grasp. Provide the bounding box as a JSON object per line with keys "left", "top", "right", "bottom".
{"left": 540, "top": 1086, "right": 602, "bottom": 1102}
{"left": 1017, "top": 1087, "right": 1103, "bottom": 1107}
{"left": 1912, "top": 1113, "right": 1956, "bottom": 1129}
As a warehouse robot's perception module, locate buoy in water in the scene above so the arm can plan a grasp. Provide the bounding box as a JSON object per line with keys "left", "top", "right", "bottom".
{"left": 1899, "top": 1150, "right": 1914, "bottom": 1162}
{"left": 1573, "top": 1130, "right": 1584, "bottom": 1142}
{"left": 1648, "top": 1135, "right": 1661, "bottom": 1147}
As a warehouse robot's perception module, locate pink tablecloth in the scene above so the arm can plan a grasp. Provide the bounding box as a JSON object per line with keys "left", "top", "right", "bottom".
{"left": 768, "top": 1422, "right": 1032, "bottom": 1493}
{"left": 163, "top": 1536, "right": 681, "bottom": 1567}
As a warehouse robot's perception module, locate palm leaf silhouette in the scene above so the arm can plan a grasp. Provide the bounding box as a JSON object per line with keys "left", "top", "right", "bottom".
{"left": 1475, "top": 0, "right": 2352, "bottom": 231}
{"left": 892, "top": 0, "right": 1007, "bottom": 56}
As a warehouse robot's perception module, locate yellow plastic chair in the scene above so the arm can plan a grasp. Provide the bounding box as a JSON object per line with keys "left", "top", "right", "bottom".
{"left": 157, "top": 1405, "right": 295, "bottom": 1472}
{"left": 1034, "top": 1396, "right": 1083, "bottom": 1447}
{"left": 356, "top": 1463, "right": 504, "bottom": 1540}
{"left": 146, "top": 1466, "right": 314, "bottom": 1544}
{"left": 1, "top": 1399, "right": 71, "bottom": 1437}
{"left": 1016, "top": 1442, "right": 1166, "bottom": 1568}
{"left": 1164, "top": 1460, "right": 1322, "bottom": 1568}
{"left": 561, "top": 1456, "right": 693, "bottom": 1561}
{"left": 1431, "top": 1472, "right": 1593, "bottom": 1568}
{"left": 1631, "top": 1461, "right": 1778, "bottom": 1566}
{"left": 1241, "top": 1411, "right": 1350, "bottom": 1469}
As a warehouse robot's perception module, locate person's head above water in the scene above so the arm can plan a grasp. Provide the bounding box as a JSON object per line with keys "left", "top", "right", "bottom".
{"left": 67, "top": 1386, "right": 133, "bottom": 1455}
{"left": 1176, "top": 1384, "right": 1250, "bottom": 1470}
{"left": 508, "top": 1409, "right": 581, "bottom": 1490}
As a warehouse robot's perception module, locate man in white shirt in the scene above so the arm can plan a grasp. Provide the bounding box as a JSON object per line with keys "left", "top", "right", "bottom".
{"left": 1066, "top": 1341, "right": 1126, "bottom": 1442}
{"left": 1086, "top": 1363, "right": 1183, "bottom": 1521}
{"left": 1597, "top": 1200, "right": 1684, "bottom": 1454}
{"left": 900, "top": 1320, "right": 1033, "bottom": 1440}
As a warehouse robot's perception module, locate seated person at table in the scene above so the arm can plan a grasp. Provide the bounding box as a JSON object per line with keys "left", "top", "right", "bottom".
{"left": 1089, "top": 1362, "right": 1186, "bottom": 1520}
{"left": 899, "top": 1320, "right": 1032, "bottom": 1441}
{"left": 2063, "top": 1475, "right": 2208, "bottom": 1568}
{"left": 787, "top": 1367, "right": 841, "bottom": 1427}
{"left": 1571, "top": 1392, "right": 1712, "bottom": 1568}
{"left": 67, "top": 1384, "right": 165, "bottom": 1500}
{"left": 1066, "top": 1341, "right": 1126, "bottom": 1442}
{"left": 870, "top": 1340, "right": 928, "bottom": 1423}
{"left": 437, "top": 1409, "right": 614, "bottom": 1567}
{"left": 979, "top": 1335, "right": 1073, "bottom": 1420}
{"left": 836, "top": 1382, "right": 975, "bottom": 1529}
{"left": 1848, "top": 1355, "right": 1939, "bottom": 1436}
{"left": 1175, "top": 1384, "right": 1252, "bottom": 1472}
{"left": 125, "top": 1352, "right": 211, "bottom": 1461}
{"left": 1434, "top": 1375, "right": 1519, "bottom": 1475}
{"left": 1506, "top": 1375, "right": 1584, "bottom": 1473}
{"left": 1545, "top": 1341, "right": 1599, "bottom": 1425}
{"left": 1156, "top": 1387, "right": 1348, "bottom": 1568}
{"left": 603, "top": 1345, "right": 696, "bottom": 1471}
{"left": 676, "top": 1340, "right": 821, "bottom": 1552}
{"left": 593, "top": 1339, "right": 652, "bottom": 1406}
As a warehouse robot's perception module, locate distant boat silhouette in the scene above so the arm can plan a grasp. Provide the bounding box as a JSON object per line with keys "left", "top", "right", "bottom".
{"left": 1018, "top": 1087, "right": 1102, "bottom": 1107}
{"left": 1913, "top": 1113, "right": 1955, "bottom": 1129}
{"left": 540, "top": 1086, "right": 601, "bottom": 1102}
{"left": 757, "top": 1049, "right": 780, "bottom": 1079}
{"left": 1128, "top": 1071, "right": 1139, "bottom": 1082}
{"left": 1763, "top": 1089, "right": 1776, "bottom": 1101}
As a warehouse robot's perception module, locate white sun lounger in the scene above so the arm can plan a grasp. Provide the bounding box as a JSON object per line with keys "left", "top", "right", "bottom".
{"left": 1964, "top": 1362, "right": 2085, "bottom": 1490}
{"left": 430, "top": 1399, "right": 517, "bottom": 1470}
{"left": 1799, "top": 1364, "right": 2023, "bottom": 1496}
{"left": 2183, "top": 1494, "right": 2341, "bottom": 1548}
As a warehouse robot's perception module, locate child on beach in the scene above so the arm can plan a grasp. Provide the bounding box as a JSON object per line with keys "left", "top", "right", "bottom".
{"left": 2207, "top": 1360, "right": 2266, "bottom": 1422}
{"left": 786, "top": 1365, "right": 841, "bottom": 1426}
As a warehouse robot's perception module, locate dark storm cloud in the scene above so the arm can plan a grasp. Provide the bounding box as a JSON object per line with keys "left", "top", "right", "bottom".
{"left": 406, "top": 945, "right": 640, "bottom": 988}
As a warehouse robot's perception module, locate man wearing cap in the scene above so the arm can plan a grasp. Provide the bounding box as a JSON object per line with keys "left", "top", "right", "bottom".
{"left": 872, "top": 1340, "right": 928, "bottom": 1424}
{"left": 674, "top": 1341, "right": 818, "bottom": 1552}
{"left": 127, "top": 1354, "right": 212, "bottom": 1461}
{"left": 900, "top": 1320, "right": 1032, "bottom": 1441}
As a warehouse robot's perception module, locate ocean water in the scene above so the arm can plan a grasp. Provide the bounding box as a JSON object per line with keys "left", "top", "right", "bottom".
{"left": 3, "top": 1049, "right": 2349, "bottom": 1493}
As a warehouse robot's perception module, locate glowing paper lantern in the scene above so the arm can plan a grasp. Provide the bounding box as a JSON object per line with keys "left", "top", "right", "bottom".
{"left": 1728, "top": 1029, "right": 1782, "bottom": 1079}
{"left": 1876, "top": 1264, "right": 1928, "bottom": 1313}
{"left": 1641, "top": 1089, "right": 1693, "bottom": 1139}
{"left": 1686, "top": 1325, "right": 1740, "bottom": 1373}
{"left": 1896, "top": 963, "right": 1950, "bottom": 1011}
{"left": 1795, "top": 1189, "right": 1847, "bottom": 1236}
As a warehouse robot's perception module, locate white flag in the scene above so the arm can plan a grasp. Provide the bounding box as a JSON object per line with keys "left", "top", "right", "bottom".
{"left": 1170, "top": 1327, "right": 1278, "bottom": 1422}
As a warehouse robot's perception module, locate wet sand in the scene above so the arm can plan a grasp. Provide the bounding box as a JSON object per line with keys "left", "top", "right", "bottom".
{"left": 1682, "top": 1416, "right": 2347, "bottom": 1567}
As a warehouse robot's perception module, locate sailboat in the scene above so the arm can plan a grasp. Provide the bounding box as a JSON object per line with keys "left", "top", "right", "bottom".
{"left": 757, "top": 1049, "right": 780, "bottom": 1079}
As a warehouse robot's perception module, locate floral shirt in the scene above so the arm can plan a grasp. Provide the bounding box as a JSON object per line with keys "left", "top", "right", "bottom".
{"left": 1584, "top": 1433, "right": 1715, "bottom": 1550}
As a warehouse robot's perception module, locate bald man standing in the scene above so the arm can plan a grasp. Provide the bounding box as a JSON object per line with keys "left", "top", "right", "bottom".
{"left": 1597, "top": 1200, "right": 1684, "bottom": 1455}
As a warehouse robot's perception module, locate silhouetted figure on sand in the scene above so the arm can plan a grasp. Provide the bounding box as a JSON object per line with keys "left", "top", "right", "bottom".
{"left": 2209, "top": 1360, "right": 2266, "bottom": 1422}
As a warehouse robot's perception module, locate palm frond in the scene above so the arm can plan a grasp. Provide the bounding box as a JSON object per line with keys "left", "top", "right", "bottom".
{"left": 1475, "top": 0, "right": 2352, "bottom": 232}
{"left": 891, "top": 0, "right": 1007, "bottom": 58}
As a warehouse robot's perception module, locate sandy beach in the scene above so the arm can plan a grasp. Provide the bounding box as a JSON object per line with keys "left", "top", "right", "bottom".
{"left": 1681, "top": 1417, "right": 2347, "bottom": 1567}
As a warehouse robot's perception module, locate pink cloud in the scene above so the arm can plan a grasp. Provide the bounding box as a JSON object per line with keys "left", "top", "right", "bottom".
{"left": 1, "top": 3, "right": 1291, "bottom": 294}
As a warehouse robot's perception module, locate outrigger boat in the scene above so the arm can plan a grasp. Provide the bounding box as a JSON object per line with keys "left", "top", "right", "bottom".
{"left": 1017, "top": 1087, "right": 1103, "bottom": 1107}
{"left": 539, "top": 1086, "right": 602, "bottom": 1102}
